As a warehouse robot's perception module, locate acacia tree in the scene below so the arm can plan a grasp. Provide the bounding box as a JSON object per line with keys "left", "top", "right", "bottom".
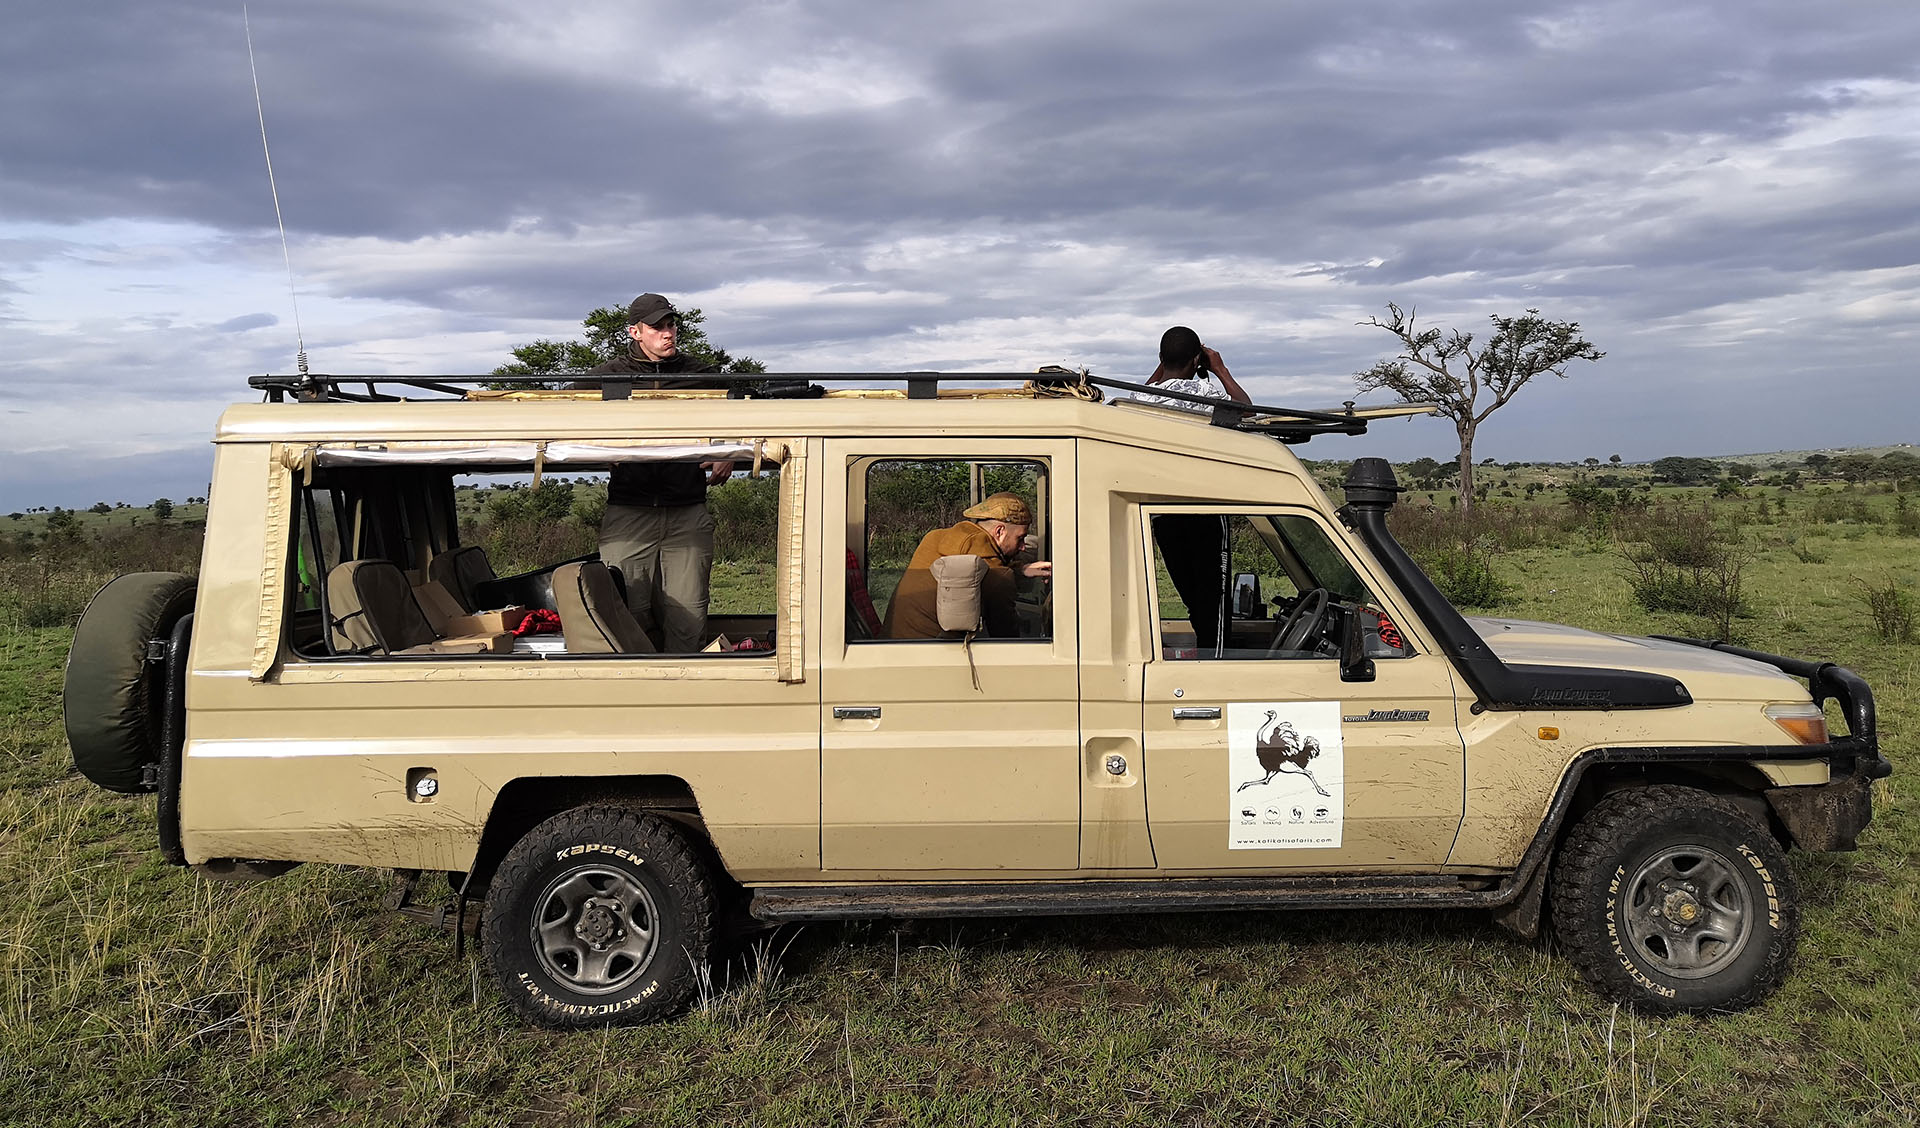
{"left": 494, "top": 305, "right": 765, "bottom": 378}
{"left": 1356, "top": 304, "right": 1603, "bottom": 512}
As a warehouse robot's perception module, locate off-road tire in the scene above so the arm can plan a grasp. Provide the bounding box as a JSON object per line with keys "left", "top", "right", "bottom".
{"left": 63, "top": 572, "right": 196, "bottom": 793}
{"left": 1550, "top": 784, "right": 1797, "bottom": 1014}
{"left": 482, "top": 804, "right": 715, "bottom": 1028}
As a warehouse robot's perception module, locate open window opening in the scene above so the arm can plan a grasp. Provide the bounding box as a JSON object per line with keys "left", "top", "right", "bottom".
{"left": 283, "top": 441, "right": 789, "bottom": 662}
{"left": 847, "top": 457, "right": 1052, "bottom": 642}
{"left": 1150, "top": 511, "right": 1412, "bottom": 662}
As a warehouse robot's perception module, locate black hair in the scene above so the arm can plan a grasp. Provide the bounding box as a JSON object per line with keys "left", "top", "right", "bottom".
{"left": 1159, "top": 325, "right": 1203, "bottom": 369}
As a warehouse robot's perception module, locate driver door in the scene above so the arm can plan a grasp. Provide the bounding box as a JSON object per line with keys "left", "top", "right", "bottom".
{"left": 1139, "top": 506, "right": 1465, "bottom": 871}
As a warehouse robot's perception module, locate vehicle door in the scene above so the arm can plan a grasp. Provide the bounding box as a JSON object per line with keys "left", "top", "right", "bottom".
{"left": 819, "top": 439, "right": 1082, "bottom": 872}
{"left": 1139, "top": 506, "right": 1465, "bottom": 870}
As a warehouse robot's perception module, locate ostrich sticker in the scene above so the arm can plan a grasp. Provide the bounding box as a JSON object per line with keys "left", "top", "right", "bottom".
{"left": 1227, "top": 702, "right": 1344, "bottom": 849}
{"left": 1236, "top": 712, "right": 1330, "bottom": 797}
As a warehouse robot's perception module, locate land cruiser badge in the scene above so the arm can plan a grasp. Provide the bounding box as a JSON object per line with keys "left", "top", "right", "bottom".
{"left": 1228, "top": 702, "right": 1343, "bottom": 849}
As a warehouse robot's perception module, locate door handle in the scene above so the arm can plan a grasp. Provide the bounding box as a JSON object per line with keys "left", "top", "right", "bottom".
{"left": 1172, "top": 706, "right": 1221, "bottom": 720}
{"left": 833, "top": 706, "right": 882, "bottom": 720}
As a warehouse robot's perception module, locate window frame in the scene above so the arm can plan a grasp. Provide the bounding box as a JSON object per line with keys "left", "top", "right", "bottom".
{"left": 847, "top": 453, "right": 1055, "bottom": 646}
{"left": 273, "top": 442, "right": 798, "bottom": 674}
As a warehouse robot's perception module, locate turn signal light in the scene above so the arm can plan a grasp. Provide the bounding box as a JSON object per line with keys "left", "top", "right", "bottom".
{"left": 1764, "top": 703, "right": 1828, "bottom": 745}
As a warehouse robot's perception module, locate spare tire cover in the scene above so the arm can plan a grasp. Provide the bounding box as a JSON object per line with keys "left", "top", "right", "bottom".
{"left": 63, "top": 572, "right": 197, "bottom": 793}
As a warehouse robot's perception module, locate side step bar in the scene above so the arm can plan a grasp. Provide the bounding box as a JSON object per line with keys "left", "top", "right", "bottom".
{"left": 749, "top": 874, "right": 1511, "bottom": 922}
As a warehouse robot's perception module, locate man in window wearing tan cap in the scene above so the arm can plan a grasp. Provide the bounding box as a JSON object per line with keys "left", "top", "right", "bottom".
{"left": 577, "top": 294, "right": 735, "bottom": 652}
{"left": 881, "top": 492, "right": 1053, "bottom": 640}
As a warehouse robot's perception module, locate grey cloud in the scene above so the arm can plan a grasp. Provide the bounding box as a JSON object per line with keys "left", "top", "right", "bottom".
{"left": 1, "top": 0, "right": 1916, "bottom": 498}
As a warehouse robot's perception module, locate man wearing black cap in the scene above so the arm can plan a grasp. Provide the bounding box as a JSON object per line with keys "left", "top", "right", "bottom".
{"left": 1144, "top": 326, "right": 1249, "bottom": 653}
{"left": 581, "top": 293, "right": 735, "bottom": 652}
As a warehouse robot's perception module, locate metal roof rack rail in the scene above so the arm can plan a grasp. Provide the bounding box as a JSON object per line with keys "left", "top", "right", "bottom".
{"left": 245, "top": 370, "right": 1422, "bottom": 443}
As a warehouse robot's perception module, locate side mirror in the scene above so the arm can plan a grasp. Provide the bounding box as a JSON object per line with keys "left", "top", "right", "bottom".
{"left": 1340, "top": 608, "right": 1376, "bottom": 683}
{"left": 1232, "top": 572, "right": 1263, "bottom": 619}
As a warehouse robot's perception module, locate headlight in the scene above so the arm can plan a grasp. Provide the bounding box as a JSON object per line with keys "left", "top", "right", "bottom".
{"left": 1764, "top": 702, "right": 1828, "bottom": 745}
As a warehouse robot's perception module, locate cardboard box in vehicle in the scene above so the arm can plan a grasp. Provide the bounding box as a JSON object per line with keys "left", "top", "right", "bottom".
{"left": 413, "top": 581, "right": 529, "bottom": 638}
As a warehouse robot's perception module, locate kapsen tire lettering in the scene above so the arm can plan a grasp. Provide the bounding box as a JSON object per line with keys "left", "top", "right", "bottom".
{"left": 482, "top": 804, "right": 714, "bottom": 1029}
{"left": 1549, "top": 784, "right": 1798, "bottom": 1014}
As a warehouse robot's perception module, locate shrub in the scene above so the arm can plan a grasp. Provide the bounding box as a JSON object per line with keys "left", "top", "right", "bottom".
{"left": 708, "top": 474, "right": 781, "bottom": 564}
{"left": 1419, "top": 543, "right": 1512, "bottom": 609}
{"left": 1895, "top": 494, "right": 1920, "bottom": 537}
{"left": 1617, "top": 502, "right": 1754, "bottom": 640}
{"left": 1857, "top": 574, "right": 1916, "bottom": 643}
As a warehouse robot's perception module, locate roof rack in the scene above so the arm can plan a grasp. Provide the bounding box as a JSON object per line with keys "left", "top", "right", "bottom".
{"left": 245, "top": 370, "right": 1428, "bottom": 443}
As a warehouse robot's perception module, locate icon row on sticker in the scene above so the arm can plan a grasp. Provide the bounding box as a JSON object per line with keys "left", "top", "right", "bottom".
{"left": 1240, "top": 806, "right": 1334, "bottom": 825}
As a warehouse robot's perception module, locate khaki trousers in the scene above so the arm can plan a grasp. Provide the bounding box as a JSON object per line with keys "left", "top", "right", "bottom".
{"left": 598, "top": 502, "right": 715, "bottom": 653}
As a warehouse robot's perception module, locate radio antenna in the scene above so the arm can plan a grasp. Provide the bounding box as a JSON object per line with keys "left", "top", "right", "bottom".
{"left": 244, "top": 5, "right": 309, "bottom": 377}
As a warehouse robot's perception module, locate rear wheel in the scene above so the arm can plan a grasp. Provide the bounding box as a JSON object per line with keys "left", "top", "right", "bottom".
{"left": 1550, "top": 785, "right": 1797, "bottom": 1014}
{"left": 482, "top": 805, "right": 714, "bottom": 1028}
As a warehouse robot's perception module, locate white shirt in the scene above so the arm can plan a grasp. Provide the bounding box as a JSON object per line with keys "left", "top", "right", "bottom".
{"left": 1138, "top": 375, "right": 1229, "bottom": 413}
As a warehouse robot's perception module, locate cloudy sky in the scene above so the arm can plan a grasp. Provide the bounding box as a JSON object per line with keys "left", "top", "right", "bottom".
{"left": 2, "top": 0, "right": 1916, "bottom": 510}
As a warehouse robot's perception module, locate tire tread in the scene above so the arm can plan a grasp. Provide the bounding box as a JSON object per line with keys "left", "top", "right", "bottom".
{"left": 1550, "top": 783, "right": 1798, "bottom": 1014}
{"left": 483, "top": 803, "right": 715, "bottom": 1028}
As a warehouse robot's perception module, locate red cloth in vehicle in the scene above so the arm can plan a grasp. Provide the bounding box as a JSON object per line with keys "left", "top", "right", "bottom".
{"left": 847, "top": 549, "right": 884, "bottom": 639}
{"left": 1374, "top": 610, "right": 1403, "bottom": 650}
{"left": 512, "top": 608, "right": 562, "bottom": 636}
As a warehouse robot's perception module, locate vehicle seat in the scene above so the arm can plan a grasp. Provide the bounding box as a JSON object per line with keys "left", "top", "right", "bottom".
{"left": 326, "top": 560, "right": 506, "bottom": 655}
{"left": 552, "top": 561, "right": 657, "bottom": 655}
{"left": 428, "top": 545, "right": 496, "bottom": 613}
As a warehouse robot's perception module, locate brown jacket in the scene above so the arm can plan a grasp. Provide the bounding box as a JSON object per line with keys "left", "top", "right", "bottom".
{"left": 882, "top": 521, "right": 1020, "bottom": 639}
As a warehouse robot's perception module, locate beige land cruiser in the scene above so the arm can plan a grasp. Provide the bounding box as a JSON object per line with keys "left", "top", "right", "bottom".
{"left": 62, "top": 369, "right": 1888, "bottom": 1028}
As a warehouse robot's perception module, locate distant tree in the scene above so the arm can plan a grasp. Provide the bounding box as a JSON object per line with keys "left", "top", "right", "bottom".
{"left": 114, "top": 501, "right": 129, "bottom": 509}
{"left": 1650, "top": 456, "right": 1721, "bottom": 487}
{"left": 152, "top": 498, "right": 174, "bottom": 520}
{"left": 1803, "top": 453, "right": 1832, "bottom": 474}
{"left": 89, "top": 501, "right": 112, "bottom": 515}
{"left": 1583, "top": 457, "right": 1600, "bottom": 467}
{"left": 1404, "top": 457, "right": 1445, "bottom": 481}
{"left": 7, "top": 513, "right": 20, "bottom": 521}
{"left": 1609, "top": 454, "right": 1622, "bottom": 464}
{"left": 1832, "top": 453, "right": 1880, "bottom": 483}
{"left": 1356, "top": 304, "right": 1603, "bottom": 513}
{"left": 495, "top": 305, "right": 765, "bottom": 380}
{"left": 45, "top": 507, "right": 77, "bottom": 534}
{"left": 487, "top": 480, "right": 573, "bottom": 523}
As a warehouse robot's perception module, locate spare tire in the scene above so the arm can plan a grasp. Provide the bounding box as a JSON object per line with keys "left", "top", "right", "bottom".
{"left": 63, "top": 572, "right": 197, "bottom": 793}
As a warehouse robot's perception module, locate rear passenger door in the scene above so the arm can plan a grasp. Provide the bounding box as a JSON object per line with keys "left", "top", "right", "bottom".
{"left": 819, "top": 439, "right": 1082, "bottom": 872}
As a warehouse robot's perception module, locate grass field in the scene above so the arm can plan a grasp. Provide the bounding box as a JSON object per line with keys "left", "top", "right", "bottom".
{"left": 1, "top": 489, "right": 1916, "bottom": 1126}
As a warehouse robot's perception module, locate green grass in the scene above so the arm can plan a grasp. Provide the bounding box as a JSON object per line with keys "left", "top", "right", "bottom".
{"left": 1, "top": 496, "right": 1917, "bottom": 1125}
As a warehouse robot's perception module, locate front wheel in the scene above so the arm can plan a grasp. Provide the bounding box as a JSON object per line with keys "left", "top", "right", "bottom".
{"left": 482, "top": 805, "right": 715, "bottom": 1028}
{"left": 1549, "top": 785, "right": 1798, "bottom": 1014}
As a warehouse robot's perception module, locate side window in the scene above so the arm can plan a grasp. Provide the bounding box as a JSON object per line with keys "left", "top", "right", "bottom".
{"left": 288, "top": 452, "right": 782, "bottom": 661}
{"left": 853, "top": 458, "right": 1051, "bottom": 642}
{"left": 1150, "top": 512, "right": 1410, "bottom": 661}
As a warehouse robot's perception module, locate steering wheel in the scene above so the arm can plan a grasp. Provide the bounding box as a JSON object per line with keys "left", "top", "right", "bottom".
{"left": 1268, "top": 587, "right": 1332, "bottom": 654}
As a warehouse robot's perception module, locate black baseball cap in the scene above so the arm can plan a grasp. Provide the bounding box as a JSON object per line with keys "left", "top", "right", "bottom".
{"left": 627, "top": 293, "right": 679, "bottom": 327}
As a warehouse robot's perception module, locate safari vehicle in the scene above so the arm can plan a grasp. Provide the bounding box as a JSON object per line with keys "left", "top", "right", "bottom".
{"left": 64, "top": 369, "right": 1887, "bottom": 1028}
